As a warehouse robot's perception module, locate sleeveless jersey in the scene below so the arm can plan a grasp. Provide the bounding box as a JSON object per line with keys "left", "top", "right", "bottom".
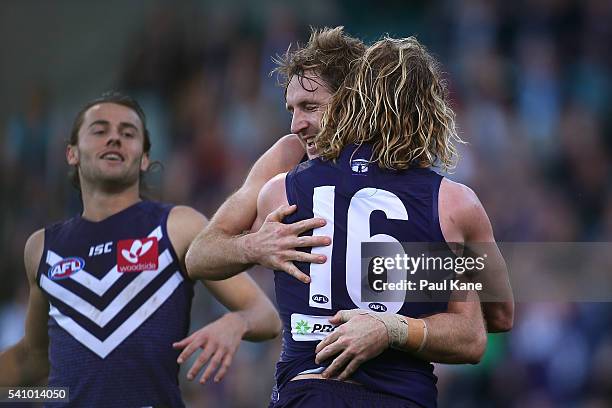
{"left": 37, "top": 201, "right": 193, "bottom": 407}
{"left": 274, "top": 144, "right": 449, "bottom": 408}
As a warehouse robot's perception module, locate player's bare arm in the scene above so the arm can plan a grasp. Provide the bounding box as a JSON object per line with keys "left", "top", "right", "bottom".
{"left": 314, "top": 290, "right": 487, "bottom": 380}
{"left": 0, "top": 229, "right": 50, "bottom": 386}
{"left": 168, "top": 206, "right": 281, "bottom": 383}
{"left": 185, "top": 134, "right": 330, "bottom": 282}
{"left": 439, "top": 178, "right": 514, "bottom": 333}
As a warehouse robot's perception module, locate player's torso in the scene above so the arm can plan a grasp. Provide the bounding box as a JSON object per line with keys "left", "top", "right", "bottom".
{"left": 37, "top": 201, "right": 193, "bottom": 408}
{"left": 275, "top": 145, "right": 448, "bottom": 407}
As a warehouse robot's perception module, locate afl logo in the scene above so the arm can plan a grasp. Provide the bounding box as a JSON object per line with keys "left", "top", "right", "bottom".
{"left": 351, "top": 159, "right": 369, "bottom": 174}
{"left": 48, "top": 257, "right": 85, "bottom": 280}
{"left": 368, "top": 302, "right": 387, "bottom": 312}
{"left": 312, "top": 294, "right": 329, "bottom": 304}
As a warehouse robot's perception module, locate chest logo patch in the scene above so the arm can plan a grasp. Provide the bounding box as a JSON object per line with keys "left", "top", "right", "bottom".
{"left": 48, "top": 257, "right": 85, "bottom": 280}
{"left": 117, "top": 237, "right": 159, "bottom": 272}
{"left": 350, "top": 159, "right": 369, "bottom": 174}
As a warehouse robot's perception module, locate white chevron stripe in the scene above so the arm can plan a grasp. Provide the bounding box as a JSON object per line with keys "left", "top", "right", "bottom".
{"left": 49, "top": 271, "right": 184, "bottom": 359}
{"left": 41, "top": 250, "right": 172, "bottom": 327}
{"left": 45, "top": 226, "right": 163, "bottom": 296}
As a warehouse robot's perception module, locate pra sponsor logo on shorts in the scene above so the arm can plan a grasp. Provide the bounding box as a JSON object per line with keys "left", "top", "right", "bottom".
{"left": 117, "top": 237, "right": 159, "bottom": 273}
{"left": 291, "top": 313, "right": 338, "bottom": 341}
{"left": 48, "top": 257, "right": 85, "bottom": 280}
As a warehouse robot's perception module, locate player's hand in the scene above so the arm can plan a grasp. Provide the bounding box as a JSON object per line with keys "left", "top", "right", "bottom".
{"left": 314, "top": 309, "right": 389, "bottom": 380}
{"left": 246, "top": 204, "right": 331, "bottom": 283}
{"left": 173, "top": 312, "right": 247, "bottom": 384}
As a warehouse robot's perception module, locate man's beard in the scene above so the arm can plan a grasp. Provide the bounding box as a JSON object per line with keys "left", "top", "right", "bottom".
{"left": 79, "top": 163, "right": 141, "bottom": 193}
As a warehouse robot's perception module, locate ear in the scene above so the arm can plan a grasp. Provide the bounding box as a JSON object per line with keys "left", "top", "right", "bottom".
{"left": 140, "top": 153, "right": 150, "bottom": 172}
{"left": 66, "top": 145, "right": 79, "bottom": 165}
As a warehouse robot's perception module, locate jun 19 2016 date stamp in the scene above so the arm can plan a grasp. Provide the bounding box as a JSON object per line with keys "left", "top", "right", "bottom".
{"left": 0, "top": 387, "right": 69, "bottom": 403}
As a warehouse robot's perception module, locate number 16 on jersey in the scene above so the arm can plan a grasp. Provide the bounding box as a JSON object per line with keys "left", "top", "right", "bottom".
{"left": 309, "top": 186, "right": 408, "bottom": 314}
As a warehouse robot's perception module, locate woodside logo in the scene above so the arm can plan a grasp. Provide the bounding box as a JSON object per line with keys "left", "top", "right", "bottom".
{"left": 117, "top": 238, "right": 159, "bottom": 272}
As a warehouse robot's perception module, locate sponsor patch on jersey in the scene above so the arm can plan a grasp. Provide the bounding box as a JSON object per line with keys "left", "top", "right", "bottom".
{"left": 117, "top": 237, "right": 159, "bottom": 273}
{"left": 350, "top": 159, "right": 369, "bottom": 174}
{"left": 291, "top": 313, "right": 338, "bottom": 341}
{"left": 48, "top": 257, "right": 85, "bottom": 280}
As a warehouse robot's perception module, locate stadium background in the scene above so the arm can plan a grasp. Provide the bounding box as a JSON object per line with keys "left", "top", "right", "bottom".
{"left": 1, "top": 0, "right": 610, "bottom": 406}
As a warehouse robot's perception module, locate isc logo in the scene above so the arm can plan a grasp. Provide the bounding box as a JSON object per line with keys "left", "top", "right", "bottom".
{"left": 89, "top": 241, "right": 113, "bottom": 257}
{"left": 48, "top": 257, "right": 85, "bottom": 280}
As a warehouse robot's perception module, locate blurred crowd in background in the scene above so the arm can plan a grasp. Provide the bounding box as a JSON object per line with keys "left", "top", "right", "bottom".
{"left": 1, "top": 0, "right": 611, "bottom": 406}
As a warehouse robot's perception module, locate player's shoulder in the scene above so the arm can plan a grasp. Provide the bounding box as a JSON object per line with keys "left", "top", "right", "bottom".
{"left": 168, "top": 205, "right": 208, "bottom": 231}
{"left": 440, "top": 178, "right": 480, "bottom": 206}
{"left": 24, "top": 228, "right": 45, "bottom": 282}
{"left": 259, "top": 173, "right": 287, "bottom": 203}
{"left": 439, "top": 178, "right": 491, "bottom": 238}
{"left": 167, "top": 205, "right": 208, "bottom": 261}
{"left": 25, "top": 228, "right": 45, "bottom": 254}
{"left": 257, "top": 173, "right": 289, "bottom": 216}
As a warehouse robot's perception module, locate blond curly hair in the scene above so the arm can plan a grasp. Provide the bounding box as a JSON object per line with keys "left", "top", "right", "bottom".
{"left": 317, "top": 36, "right": 464, "bottom": 171}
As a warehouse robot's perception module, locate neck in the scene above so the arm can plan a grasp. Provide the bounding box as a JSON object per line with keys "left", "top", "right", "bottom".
{"left": 80, "top": 182, "right": 142, "bottom": 222}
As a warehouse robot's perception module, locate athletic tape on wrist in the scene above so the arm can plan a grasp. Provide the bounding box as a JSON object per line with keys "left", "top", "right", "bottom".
{"left": 365, "top": 313, "right": 409, "bottom": 349}
{"left": 347, "top": 310, "right": 425, "bottom": 352}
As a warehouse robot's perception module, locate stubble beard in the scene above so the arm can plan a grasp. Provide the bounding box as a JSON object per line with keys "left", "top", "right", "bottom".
{"left": 78, "top": 158, "right": 142, "bottom": 194}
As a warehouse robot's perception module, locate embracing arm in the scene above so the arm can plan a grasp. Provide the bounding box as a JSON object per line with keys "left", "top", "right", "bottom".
{"left": 0, "top": 230, "right": 50, "bottom": 386}
{"left": 185, "top": 135, "right": 327, "bottom": 281}
{"left": 314, "top": 290, "right": 487, "bottom": 379}
{"left": 440, "top": 179, "right": 514, "bottom": 332}
{"left": 415, "top": 291, "right": 487, "bottom": 363}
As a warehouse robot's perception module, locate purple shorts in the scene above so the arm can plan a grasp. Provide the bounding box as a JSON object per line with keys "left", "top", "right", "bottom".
{"left": 270, "top": 379, "right": 424, "bottom": 408}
